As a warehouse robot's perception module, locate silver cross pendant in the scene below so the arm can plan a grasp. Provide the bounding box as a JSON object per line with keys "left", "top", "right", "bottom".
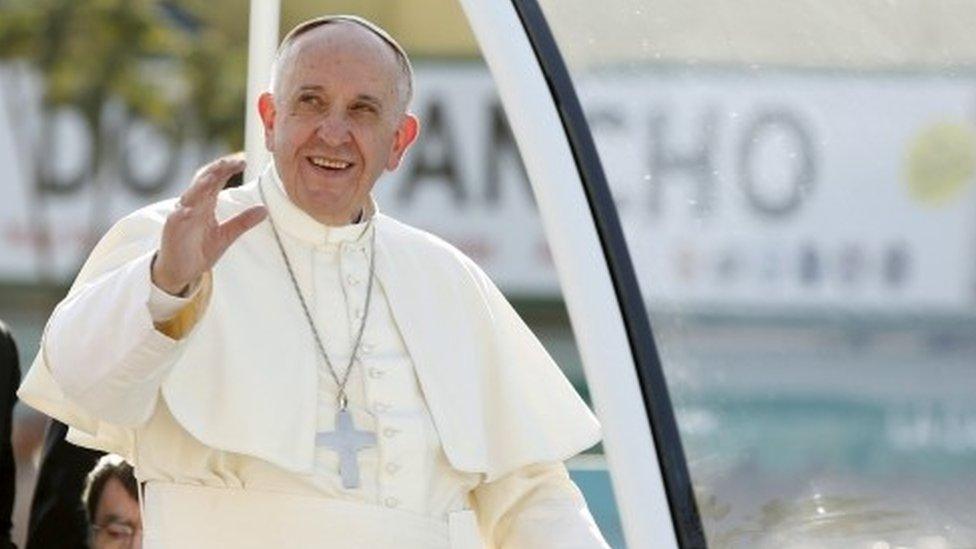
{"left": 316, "top": 407, "right": 377, "bottom": 489}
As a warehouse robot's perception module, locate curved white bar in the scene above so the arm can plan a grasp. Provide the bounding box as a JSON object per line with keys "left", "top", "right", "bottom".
{"left": 456, "top": 1, "right": 679, "bottom": 547}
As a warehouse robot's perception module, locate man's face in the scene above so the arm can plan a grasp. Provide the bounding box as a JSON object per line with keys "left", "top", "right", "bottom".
{"left": 92, "top": 477, "right": 142, "bottom": 549}
{"left": 259, "top": 23, "right": 419, "bottom": 225}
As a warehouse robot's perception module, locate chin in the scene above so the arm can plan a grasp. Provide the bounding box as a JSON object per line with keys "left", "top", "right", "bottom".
{"left": 300, "top": 194, "right": 356, "bottom": 224}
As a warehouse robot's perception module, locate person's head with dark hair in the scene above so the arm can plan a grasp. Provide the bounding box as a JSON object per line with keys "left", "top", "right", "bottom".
{"left": 82, "top": 455, "right": 141, "bottom": 548}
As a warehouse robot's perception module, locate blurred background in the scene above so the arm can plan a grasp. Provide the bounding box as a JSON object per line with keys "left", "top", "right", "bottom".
{"left": 2, "top": 0, "right": 976, "bottom": 548}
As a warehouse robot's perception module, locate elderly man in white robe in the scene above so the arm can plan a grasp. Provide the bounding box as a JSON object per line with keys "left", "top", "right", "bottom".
{"left": 19, "top": 15, "right": 609, "bottom": 549}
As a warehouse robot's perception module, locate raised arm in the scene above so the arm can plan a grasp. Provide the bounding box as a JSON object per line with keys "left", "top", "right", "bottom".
{"left": 44, "top": 156, "right": 266, "bottom": 427}
{"left": 151, "top": 155, "right": 266, "bottom": 296}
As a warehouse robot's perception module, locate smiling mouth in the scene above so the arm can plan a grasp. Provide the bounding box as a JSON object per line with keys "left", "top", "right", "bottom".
{"left": 308, "top": 156, "right": 354, "bottom": 171}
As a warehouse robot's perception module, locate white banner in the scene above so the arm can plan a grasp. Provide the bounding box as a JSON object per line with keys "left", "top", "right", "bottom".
{"left": 581, "top": 71, "right": 976, "bottom": 312}
{"left": 2, "top": 63, "right": 974, "bottom": 312}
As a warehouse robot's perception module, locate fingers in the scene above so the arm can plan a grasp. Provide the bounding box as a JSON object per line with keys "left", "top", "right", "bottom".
{"left": 216, "top": 205, "right": 268, "bottom": 255}
{"left": 180, "top": 154, "right": 246, "bottom": 209}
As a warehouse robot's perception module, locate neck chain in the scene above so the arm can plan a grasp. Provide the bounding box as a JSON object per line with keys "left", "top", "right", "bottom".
{"left": 259, "top": 184, "right": 376, "bottom": 410}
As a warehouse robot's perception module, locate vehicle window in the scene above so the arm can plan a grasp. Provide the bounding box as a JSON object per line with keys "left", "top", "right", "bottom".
{"left": 536, "top": 1, "right": 976, "bottom": 547}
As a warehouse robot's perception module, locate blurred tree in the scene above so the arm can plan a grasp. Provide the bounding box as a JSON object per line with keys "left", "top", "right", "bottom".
{"left": 0, "top": 0, "right": 247, "bottom": 277}
{"left": 180, "top": 20, "right": 247, "bottom": 150}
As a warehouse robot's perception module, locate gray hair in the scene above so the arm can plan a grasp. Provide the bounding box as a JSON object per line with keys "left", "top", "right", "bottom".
{"left": 269, "top": 15, "right": 414, "bottom": 112}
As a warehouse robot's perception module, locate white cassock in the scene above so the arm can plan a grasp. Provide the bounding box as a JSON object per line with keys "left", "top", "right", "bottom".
{"left": 18, "top": 165, "right": 609, "bottom": 549}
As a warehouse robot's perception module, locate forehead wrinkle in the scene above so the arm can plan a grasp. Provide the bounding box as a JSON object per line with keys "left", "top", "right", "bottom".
{"left": 289, "top": 76, "right": 394, "bottom": 119}
{"left": 293, "top": 84, "right": 382, "bottom": 101}
{"left": 284, "top": 83, "right": 389, "bottom": 115}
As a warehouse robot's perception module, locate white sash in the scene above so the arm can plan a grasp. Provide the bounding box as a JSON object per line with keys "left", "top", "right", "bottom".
{"left": 142, "top": 482, "right": 482, "bottom": 549}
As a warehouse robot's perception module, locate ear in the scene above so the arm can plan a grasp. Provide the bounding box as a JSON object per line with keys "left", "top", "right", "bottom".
{"left": 258, "top": 92, "right": 277, "bottom": 151}
{"left": 386, "top": 113, "right": 420, "bottom": 171}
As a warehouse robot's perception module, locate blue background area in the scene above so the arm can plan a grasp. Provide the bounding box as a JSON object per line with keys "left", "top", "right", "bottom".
{"left": 570, "top": 468, "right": 626, "bottom": 548}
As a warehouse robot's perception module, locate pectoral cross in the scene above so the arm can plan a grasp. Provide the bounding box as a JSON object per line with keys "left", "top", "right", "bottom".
{"left": 316, "top": 408, "right": 376, "bottom": 489}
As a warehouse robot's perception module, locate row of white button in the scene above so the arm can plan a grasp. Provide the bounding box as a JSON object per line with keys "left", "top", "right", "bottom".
{"left": 338, "top": 239, "right": 403, "bottom": 511}
{"left": 351, "top": 303, "right": 405, "bottom": 511}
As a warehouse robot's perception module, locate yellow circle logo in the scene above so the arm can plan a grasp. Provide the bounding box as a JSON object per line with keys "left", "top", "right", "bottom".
{"left": 906, "top": 122, "right": 976, "bottom": 205}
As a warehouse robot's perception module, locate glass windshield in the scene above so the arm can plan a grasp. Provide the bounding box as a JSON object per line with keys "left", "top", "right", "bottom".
{"left": 537, "top": 1, "right": 976, "bottom": 547}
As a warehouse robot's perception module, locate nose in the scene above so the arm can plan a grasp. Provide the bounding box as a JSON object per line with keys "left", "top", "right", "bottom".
{"left": 315, "top": 111, "right": 353, "bottom": 148}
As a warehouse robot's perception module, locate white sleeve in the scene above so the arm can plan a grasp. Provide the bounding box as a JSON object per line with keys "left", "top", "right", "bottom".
{"left": 44, "top": 248, "right": 185, "bottom": 427}
{"left": 148, "top": 272, "right": 201, "bottom": 321}
{"left": 472, "top": 462, "right": 610, "bottom": 549}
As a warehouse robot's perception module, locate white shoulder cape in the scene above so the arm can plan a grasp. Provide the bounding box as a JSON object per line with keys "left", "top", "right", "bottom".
{"left": 19, "top": 177, "right": 601, "bottom": 482}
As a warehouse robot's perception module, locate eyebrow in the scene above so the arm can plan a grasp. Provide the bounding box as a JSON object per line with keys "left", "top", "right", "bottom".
{"left": 354, "top": 95, "right": 383, "bottom": 109}
{"left": 295, "top": 85, "right": 324, "bottom": 94}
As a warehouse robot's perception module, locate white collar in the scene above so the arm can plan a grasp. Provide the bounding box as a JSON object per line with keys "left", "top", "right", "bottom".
{"left": 260, "top": 162, "right": 376, "bottom": 247}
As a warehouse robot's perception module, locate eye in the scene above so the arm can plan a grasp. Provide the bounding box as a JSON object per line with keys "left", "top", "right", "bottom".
{"left": 294, "top": 93, "right": 325, "bottom": 114}
{"left": 351, "top": 103, "right": 378, "bottom": 114}
{"left": 102, "top": 523, "right": 136, "bottom": 539}
{"left": 296, "top": 93, "right": 324, "bottom": 110}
